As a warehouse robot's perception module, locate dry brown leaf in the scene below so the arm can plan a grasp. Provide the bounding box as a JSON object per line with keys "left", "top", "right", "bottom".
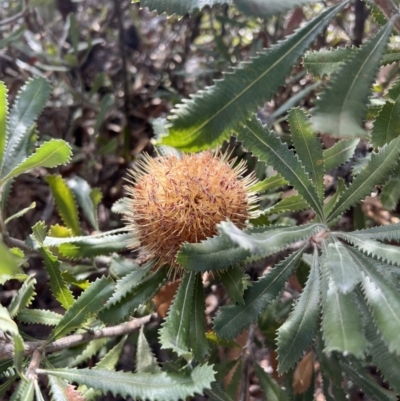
{"left": 65, "top": 385, "right": 85, "bottom": 401}
{"left": 152, "top": 279, "right": 181, "bottom": 318}
{"left": 293, "top": 351, "right": 314, "bottom": 394}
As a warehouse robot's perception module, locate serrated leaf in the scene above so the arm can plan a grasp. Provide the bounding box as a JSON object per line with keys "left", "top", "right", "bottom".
{"left": 39, "top": 364, "right": 215, "bottom": 401}
{"left": 0, "top": 77, "right": 51, "bottom": 179}
{"left": 177, "top": 232, "right": 250, "bottom": 273}
{"left": 237, "top": 118, "right": 324, "bottom": 218}
{"left": 46, "top": 175, "right": 81, "bottom": 236}
{"left": 220, "top": 266, "right": 246, "bottom": 304}
{"left": 44, "top": 229, "right": 134, "bottom": 259}
{"left": 380, "top": 178, "right": 400, "bottom": 210}
{"left": 67, "top": 176, "right": 101, "bottom": 231}
{"left": 0, "top": 241, "right": 24, "bottom": 284}
{"left": 30, "top": 222, "right": 74, "bottom": 310}
{"left": 323, "top": 139, "right": 359, "bottom": 171}
{"left": 8, "top": 275, "right": 36, "bottom": 317}
{"left": 189, "top": 273, "right": 210, "bottom": 361}
{"left": 371, "top": 79, "right": 400, "bottom": 148}
{"left": 214, "top": 246, "right": 305, "bottom": 339}
{"left": 312, "top": 20, "right": 394, "bottom": 137}
{"left": 321, "top": 271, "right": 367, "bottom": 357}
{"left": 341, "top": 359, "right": 397, "bottom": 401}
{"left": 161, "top": 2, "right": 347, "bottom": 151}
{"left": 139, "top": 0, "right": 231, "bottom": 15}
{"left": 219, "top": 221, "right": 324, "bottom": 257}
{"left": 0, "top": 139, "right": 72, "bottom": 186}
{"left": 72, "top": 338, "right": 109, "bottom": 368}
{"left": 343, "top": 222, "right": 400, "bottom": 241}
{"left": 339, "top": 232, "right": 400, "bottom": 266}
{"left": 262, "top": 194, "right": 309, "bottom": 215}
{"left": 348, "top": 248, "right": 400, "bottom": 354}
{"left": 0, "top": 82, "right": 7, "bottom": 167}
{"left": 17, "top": 309, "right": 62, "bottom": 326}
{"left": 0, "top": 305, "right": 25, "bottom": 379}
{"left": 48, "top": 374, "right": 72, "bottom": 401}
{"left": 205, "top": 383, "right": 234, "bottom": 401}
{"left": 105, "top": 259, "right": 154, "bottom": 307}
{"left": 327, "top": 135, "right": 400, "bottom": 221}
{"left": 137, "top": 329, "right": 161, "bottom": 374}
{"left": 324, "top": 178, "right": 346, "bottom": 220}
{"left": 277, "top": 248, "right": 320, "bottom": 373}
{"left": 303, "top": 47, "right": 355, "bottom": 77}
{"left": 236, "top": 0, "right": 320, "bottom": 17}
{"left": 322, "top": 237, "right": 360, "bottom": 293}
{"left": 5, "top": 202, "right": 36, "bottom": 225}
{"left": 10, "top": 380, "right": 34, "bottom": 401}
{"left": 159, "top": 271, "right": 196, "bottom": 359}
{"left": 357, "top": 291, "right": 400, "bottom": 392}
{"left": 99, "top": 266, "right": 167, "bottom": 324}
{"left": 250, "top": 174, "right": 288, "bottom": 193}
{"left": 48, "top": 276, "right": 114, "bottom": 342}
{"left": 254, "top": 363, "right": 288, "bottom": 401}
{"left": 288, "top": 108, "right": 324, "bottom": 200}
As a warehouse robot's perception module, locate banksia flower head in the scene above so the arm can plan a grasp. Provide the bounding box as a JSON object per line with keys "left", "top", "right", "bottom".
{"left": 123, "top": 150, "right": 258, "bottom": 272}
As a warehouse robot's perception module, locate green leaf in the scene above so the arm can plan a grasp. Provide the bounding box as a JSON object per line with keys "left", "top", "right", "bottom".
{"left": 348, "top": 248, "right": 400, "bottom": 354}
{"left": 327, "top": 135, "right": 400, "bottom": 221}
{"left": 0, "top": 376, "right": 17, "bottom": 398}
{"left": 250, "top": 174, "right": 288, "bottom": 193}
{"left": 30, "top": 222, "right": 74, "bottom": 310}
{"left": 39, "top": 364, "right": 215, "bottom": 401}
{"left": 0, "top": 139, "right": 72, "bottom": 186}
{"left": 0, "top": 241, "right": 24, "bottom": 284}
{"left": 17, "top": 309, "right": 62, "bottom": 326}
{"left": 237, "top": 118, "right": 323, "bottom": 218}
{"left": 0, "top": 305, "right": 25, "bottom": 379}
{"left": 94, "top": 94, "right": 114, "bottom": 134}
{"left": 0, "top": 25, "right": 25, "bottom": 49}
{"left": 357, "top": 292, "right": 400, "bottom": 392}
{"left": 343, "top": 222, "right": 400, "bottom": 241}
{"left": 139, "top": 0, "right": 231, "bottom": 15}
{"left": 303, "top": 47, "right": 355, "bottom": 77}
{"left": 5, "top": 202, "right": 36, "bottom": 225}
{"left": 261, "top": 194, "right": 309, "bottom": 215}
{"left": 341, "top": 360, "right": 397, "bottom": 401}
{"left": 339, "top": 232, "right": 400, "bottom": 266}
{"left": 321, "top": 270, "right": 367, "bottom": 357}
{"left": 189, "top": 273, "right": 210, "bottom": 361}
{"left": 10, "top": 380, "right": 34, "bottom": 401}
{"left": 380, "top": 178, "right": 400, "bottom": 210}
{"left": 137, "top": 329, "right": 161, "bottom": 374}
{"left": 177, "top": 233, "right": 250, "bottom": 273}
{"left": 323, "top": 139, "right": 359, "bottom": 172}
{"left": 277, "top": 248, "right": 320, "bottom": 373}
{"left": 161, "top": 2, "right": 347, "bottom": 151}
{"left": 219, "top": 221, "right": 324, "bottom": 257}
{"left": 312, "top": 20, "right": 394, "bottom": 138}
{"left": 254, "top": 363, "right": 288, "bottom": 401}
{"left": 44, "top": 229, "right": 133, "bottom": 259}
{"left": 235, "top": 0, "right": 319, "bottom": 17}
{"left": 47, "top": 374, "right": 71, "bottom": 401}
{"left": 324, "top": 178, "right": 346, "bottom": 219}
{"left": 46, "top": 175, "right": 81, "bottom": 236}
{"left": 159, "top": 271, "right": 196, "bottom": 359}
{"left": 0, "top": 82, "right": 7, "bottom": 167}
{"left": 67, "top": 176, "right": 102, "bottom": 231}
{"left": 99, "top": 266, "right": 167, "bottom": 324}
{"left": 288, "top": 108, "right": 324, "bottom": 200}
{"left": 220, "top": 266, "right": 246, "bottom": 304}
{"left": 205, "top": 383, "right": 234, "bottom": 401}
{"left": 0, "top": 77, "right": 51, "bottom": 178}
{"left": 105, "top": 259, "right": 153, "bottom": 307}
{"left": 8, "top": 275, "right": 36, "bottom": 317}
{"left": 214, "top": 247, "right": 305, "bottom": 339}
{"left": 48, "top": 276, "right": 114, "bottom": 342}
{"left": 371, "top": 79, "right": 400, "bottom": 148}
{"left": 322, "top": 237, "right": 360, "bottom": 293}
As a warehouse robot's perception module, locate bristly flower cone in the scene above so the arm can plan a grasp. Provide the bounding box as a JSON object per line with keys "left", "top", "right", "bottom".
{"left": 123, "top": 151, "right": 258, "bottom": 272}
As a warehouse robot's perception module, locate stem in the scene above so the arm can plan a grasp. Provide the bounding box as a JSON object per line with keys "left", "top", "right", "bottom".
{"left": 0, "top": 314, "right": 157, "bottom": 361}
{"left": 239, "top": 325, "right": 255, "bottom": 401}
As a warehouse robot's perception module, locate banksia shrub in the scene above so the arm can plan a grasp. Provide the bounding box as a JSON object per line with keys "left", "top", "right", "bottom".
{"left": 123, "top": 151, "right": 258, "bottom": 269}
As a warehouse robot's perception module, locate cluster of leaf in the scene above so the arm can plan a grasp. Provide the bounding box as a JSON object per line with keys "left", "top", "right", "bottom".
{"left": 3, "top": 0, "right": 400, "bottom": 400}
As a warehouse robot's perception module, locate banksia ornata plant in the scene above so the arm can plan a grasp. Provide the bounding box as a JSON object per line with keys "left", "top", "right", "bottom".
{"left": 123, "top": 151, "right": 258, "bottom": 269}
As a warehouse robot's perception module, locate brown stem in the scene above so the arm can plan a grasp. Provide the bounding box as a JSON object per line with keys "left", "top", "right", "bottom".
{"left": 26, "top": 349, "right": 42, "bottom": 381}
{"left": 0, "top": 314, "right": 157, "bottom": 361}
{"left": 239, "top": 325, "right": 255, "bottom": 401}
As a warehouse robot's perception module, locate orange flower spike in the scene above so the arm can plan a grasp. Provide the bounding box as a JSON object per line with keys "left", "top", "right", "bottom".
{"left": 123, "top": 151, "right": 259, "bottom": 271}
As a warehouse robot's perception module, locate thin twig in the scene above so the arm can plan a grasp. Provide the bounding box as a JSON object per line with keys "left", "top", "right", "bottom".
{"left": 0, "top": 314, "right": 157, "bottom": 360}
{"left": 26, "top": 349, "right": 42, "bottom": 381}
